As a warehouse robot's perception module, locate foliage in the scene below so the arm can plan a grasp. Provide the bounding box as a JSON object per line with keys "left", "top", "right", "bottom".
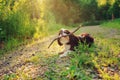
{"left": 0, "top": 0, "right": 58, "bottom": 53}
{"left": 0, "top": 0, "right": 120, "bottom": 79}
{"left": 3, "top": 73, "right": 17, "bottom": 80}
{"left": 44, "top": 24, "right": 120, "bottom": 79}
{"left": 94, "top": 37, "right": 120, "bottom": 80}
{"left": 49, "top": 0, "right": 80, "bottom": 25}
{"left": 0, "top": 0, "right": 120, "bottom": 53}
{"left": 1, "top": 27, "right": 120, "bottom": 80}
{"left": 82, "top": 21, "right": 104, "bottom": 26}
{"left": 101, "top": 18, "right": 120, "bottom": 29}
{"left": 76, "top": 0, "right": 98, "bottom": 22}
{"left": 61, "top": 44, "right": 95, "bottom": 80}
{"left": 50, "top": 0, "right": 120, "bottom": 24}
{"left": 45, "top": 43, "right": 96, "bottom": 80}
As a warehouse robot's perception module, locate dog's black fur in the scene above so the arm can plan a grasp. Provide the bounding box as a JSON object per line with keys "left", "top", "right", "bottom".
{"left": 57, "top": 29, "right": 94, "bottom": 51}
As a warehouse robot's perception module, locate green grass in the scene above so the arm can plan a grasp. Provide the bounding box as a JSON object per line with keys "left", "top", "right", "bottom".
{"left": 43, "top": 44, "right": 96, "bottom": 80}
{"left": 3, "top": 73, "right": 17, "bottom": 80}
{"left": 3, "top": 36, "right": 120, "bottom": 80}
{"left": 101, "top": 18, "right": 120, "bottom": 29}
{"left": 1, "top": 28, "right": 120, "bottom": 80}
{"left": 43, "top": 36, "right": 120, "bottom": 80}
{"left": 93, "top": 37, "right": 120, "bottom": 80}
{"left": 61, "top": 44, "right": 95, "bottom": 80}
{"left": 82, "top": 21, "right": 104, "bottom": 26}
{"left": 1, "top": 20, "right": 120, "bottom": 79}
{"left": 0, "top": 37, "right": 31, "bottom": 57}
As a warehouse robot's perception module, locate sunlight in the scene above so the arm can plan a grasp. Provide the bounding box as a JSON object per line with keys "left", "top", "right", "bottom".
{"left": 0, "top": 0, "right": 120, "bottom": 79}
{"left": 97, "top": 0, "right": 115, "bottom": 6}
{"left": 33, "top": 0, "right": 48, "bottom": 39}
{"left": 38, "top": 0, "right": 43, "bottom": 3}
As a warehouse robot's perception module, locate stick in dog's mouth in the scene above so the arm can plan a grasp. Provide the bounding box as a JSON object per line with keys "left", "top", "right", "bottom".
{"left": 48, "top": 25, "right": 82, "bottom": 48}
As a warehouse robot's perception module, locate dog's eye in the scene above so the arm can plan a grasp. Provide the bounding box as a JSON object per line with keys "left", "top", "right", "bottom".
{"left": 64, "top": 30, "right": 70, "bottom": 34}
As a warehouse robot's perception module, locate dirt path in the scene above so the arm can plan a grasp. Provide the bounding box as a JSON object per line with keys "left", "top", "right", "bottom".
{"left": 0, "top": 36, "right": 58, "bottom": 79}
{"left": 0, "top": 26, "right": 120, "bottom": 79}
{"left": 78, "top": 25, "right": 120, "bottom": 39}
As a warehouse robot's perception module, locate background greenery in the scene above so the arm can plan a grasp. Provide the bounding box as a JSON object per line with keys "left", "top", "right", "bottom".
{"left": 0, "top": 0, "right": 120, "bottom": 52}
{"left": 0, "top": 0, "right": 120, "bottom": 80}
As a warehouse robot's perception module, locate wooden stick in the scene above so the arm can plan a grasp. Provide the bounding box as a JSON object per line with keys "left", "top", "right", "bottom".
{"left": 48, "top": 37, "right": 59, "bottom": 48}
{"left": 48, "top": 25, "right": 82, "bottom": 48}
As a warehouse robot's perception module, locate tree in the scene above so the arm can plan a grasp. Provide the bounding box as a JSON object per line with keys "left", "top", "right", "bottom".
{"left": 71, "top": 0, "right": 98, "bottom": 22}
{"left": 108, "top": 0, "right": 120, "bottom": 20}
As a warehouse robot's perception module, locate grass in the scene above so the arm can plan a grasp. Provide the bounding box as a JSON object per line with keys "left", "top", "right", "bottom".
{"left": 60, "top": 44, "right": 95, "bottom": 80}
{"left": 43, "top": 21, "right": 120, "bottom": 80}
{"left": 93, "top": 37, "right": 120, "bottom": 80}
{"left": 101, "top": 18, "right": 120, "bottom": 29}
{"left": 2, "top": 36, "right": 120, "bottom": 79}
{"left": 0, "top": 37, "right": 31, "bottom": 57}
{"left": 82, "top": 20, "right": 104, "bottom": 26}
{"left": 43, "top": 36, "right": 120, "bottom": 80}
{"left": 1, "top": 20, "right": 120, "bottom": 79}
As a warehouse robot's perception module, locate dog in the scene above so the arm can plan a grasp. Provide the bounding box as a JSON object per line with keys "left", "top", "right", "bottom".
{"left": 57, "top": 29, "right": 94, "bottom": 57}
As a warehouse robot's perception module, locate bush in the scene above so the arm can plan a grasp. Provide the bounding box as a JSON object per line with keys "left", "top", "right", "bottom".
{"left": 60, "top": 43, "right": 96, "bottom": 80}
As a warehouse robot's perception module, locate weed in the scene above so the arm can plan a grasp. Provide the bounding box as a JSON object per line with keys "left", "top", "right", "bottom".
{"left": 3, "top": 74, "right": 17, "bottom": 80}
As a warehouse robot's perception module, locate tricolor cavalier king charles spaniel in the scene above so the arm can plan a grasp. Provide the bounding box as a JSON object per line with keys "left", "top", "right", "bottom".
{"left": 57, "top": 29, "right": 94, "bottom": 57}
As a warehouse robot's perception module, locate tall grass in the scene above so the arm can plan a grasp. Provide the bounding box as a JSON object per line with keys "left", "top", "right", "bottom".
{"left": 101, "top": 18, "right": 120, "bottom": 29}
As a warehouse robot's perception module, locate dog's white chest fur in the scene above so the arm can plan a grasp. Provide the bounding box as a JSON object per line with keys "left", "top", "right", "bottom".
{"left": 60, "top": 44, "right": 71, "bottom": 57}
{"left": 60, "top": 36, "right": 69, "bottom": 44}
{"left": 58, "top": 29, "right": 71, "bottom": 57}
{"left": 64, "top": 44, "right": 70, "bottom": 51}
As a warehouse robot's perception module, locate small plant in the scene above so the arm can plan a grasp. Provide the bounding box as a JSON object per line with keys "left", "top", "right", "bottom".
{"left": 3, "top": 74, "right": 17, "bottom": 80}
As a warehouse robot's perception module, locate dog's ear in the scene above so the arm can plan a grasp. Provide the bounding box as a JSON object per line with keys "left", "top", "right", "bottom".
{"left": 57, "top": 38, "right": 63, "bottom": 46}
{"left": 81, "top": 33, "right": 90, "bottom": 37}
{"left": 58, "top": 30, "right": 62, "bottom": 36}
{"left": 58, "top": 30, "right": 61, "bottom": 35}
{"left": 57, "top": 30, "right": 63, "bottom": 46}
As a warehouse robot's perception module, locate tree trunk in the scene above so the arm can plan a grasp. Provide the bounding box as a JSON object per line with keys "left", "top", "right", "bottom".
{"left": 112, "top": 13, "right": 114, "bottom": 21}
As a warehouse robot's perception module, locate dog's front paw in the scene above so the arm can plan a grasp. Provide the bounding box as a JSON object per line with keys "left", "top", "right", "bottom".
{"left": 59, "top": 53, "right": 67, "bottom": 58}
{"left": 59, "top": 50, "right": 72, "bottom": 58}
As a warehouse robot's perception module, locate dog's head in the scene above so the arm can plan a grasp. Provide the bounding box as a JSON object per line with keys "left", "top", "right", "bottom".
{"left": 57, "top": 29, "right": 71, "bottom": 46}
{"left": 59, "top": 29, "right": 71, "bottom": 37}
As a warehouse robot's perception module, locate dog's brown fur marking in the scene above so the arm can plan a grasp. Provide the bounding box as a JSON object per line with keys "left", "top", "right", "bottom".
{"left": 57, "top": 30, "right": 94, "bottom": 51}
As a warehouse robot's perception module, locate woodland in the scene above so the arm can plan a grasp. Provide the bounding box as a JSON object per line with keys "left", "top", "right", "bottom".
{"left": 0, "top": 0, "right": 120, "bottom": 80}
